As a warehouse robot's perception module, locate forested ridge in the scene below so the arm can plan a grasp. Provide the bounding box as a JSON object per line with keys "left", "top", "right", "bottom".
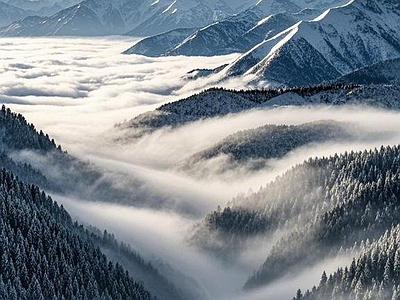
{"left": 0, "top": 168, "right": 152, "bottom": 300}
{"left": 296, "top": 224, "right": 400, "bottom": 300}
{"left": 181, "top": 120, "right": 355, "bottom": 175}
{"left": 190, "top": 145, "right": 400, "bottom": 290}
{"left": 0, "top": 105, "right": 192, "bottom": 300}
{"left": 0, "top": 105, "right": 61, "bottom": 153}
{"left": 118, "top": 83, "right": 400, "bottom": 139}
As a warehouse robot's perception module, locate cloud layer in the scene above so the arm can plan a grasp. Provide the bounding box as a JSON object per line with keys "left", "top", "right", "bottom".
{"left": 2, "top": 37, "right": 400, "bottom": 300}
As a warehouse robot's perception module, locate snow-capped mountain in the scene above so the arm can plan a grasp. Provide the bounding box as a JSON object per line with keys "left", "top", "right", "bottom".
{"left": 0, "top": 0, "right": 140, "bottom": 36}
{"left": 125, "top": 0, "right": 259, "bottom": 36}
{"left": 0, "top": 0, "right": 259, "bottom": 36}
{"left": 124, "top": 0, "right": 349, "bottom": 57}
{"left": 125, "top": 0, "right": 354, "bottom": 56}
{"left": 124, "top": 9, "right": 305, "bottom": 57}
{"left": 0, "top": 3, "right": 107, "bottom": 36}
{"left": 0, "top": 1, "right": 31, "bottom": 27}
{"left": 220, "top": 0, "right": 400, "bottom": 87}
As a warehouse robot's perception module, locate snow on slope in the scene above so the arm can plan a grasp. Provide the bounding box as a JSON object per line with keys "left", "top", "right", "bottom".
{"left": 220, "top": 0, "right": 400, "bottom": 87}
{"left": 0, "top": 3, "right": 107, "bottom": 36}
{"left": 0, "top": 0, "right": 259, "bottom": 36}
{"left": 124, "top": 0, "right": 349, "bottom": 57}
{"left": 125, "top": 9, "right": 306, "bottom": 57}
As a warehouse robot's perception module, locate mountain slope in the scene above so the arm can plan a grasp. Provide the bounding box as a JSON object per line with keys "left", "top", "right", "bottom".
{"left": 190, "top": 145, "right": 400, "bottom": 290}
{"left": 125, "top": 10, "right": 300, "bottom": 57}
{"left": 123, "top": 27, "right": 199, "bottom": 56}
{"left": 180, "top": 120, "right": 357, "bottom": 176}
{"left": 0, "top": 0, "right": 259, "bottom": 37}
{"left": 117, "top": 83, "right": 400, "bottom": 139}
{"left": 0, "top": 1, "right": 31, "bottom": 27}
{"left": 336, "top": 57, "right": 400, "bottom": 84}
{"left": 296, "top": 224, "right": 400, "bottom": 300}
{"left": 0, "top": 169, "right": 152, "bottom": 300}
{"left": 221, "top": 0, "right": 400, "bottom": 87}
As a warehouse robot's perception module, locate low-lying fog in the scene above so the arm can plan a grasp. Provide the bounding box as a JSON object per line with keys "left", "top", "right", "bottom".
{"left": 1, "top": 37, "right": 400, "bottom": 300}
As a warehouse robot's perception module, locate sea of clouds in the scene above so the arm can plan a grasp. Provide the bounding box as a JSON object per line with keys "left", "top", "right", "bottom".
{"left": 2, "top": 36, "right": 400, "bottom": 300}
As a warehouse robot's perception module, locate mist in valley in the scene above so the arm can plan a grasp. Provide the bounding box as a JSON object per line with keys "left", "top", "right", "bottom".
{"left": 1, "top": 37, "right": 400, "bottom": 300}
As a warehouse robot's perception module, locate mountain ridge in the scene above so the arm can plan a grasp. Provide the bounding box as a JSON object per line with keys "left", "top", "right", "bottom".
{"left": 220, "top": 0, "right": 400, "bottom": 86}
{"left": 0, "top": 0, "right": 259, "bottom": 37}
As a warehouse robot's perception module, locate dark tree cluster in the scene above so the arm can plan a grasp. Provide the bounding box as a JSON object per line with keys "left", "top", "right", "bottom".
{"left": 183, "top": 120, "right": 354, "bottom": 175}
{"left": 246, "top": 145, "right": 400, "bottom": 288}
{"left": 89, "top": 228, "right": 188, "bottom": 300}
{"left": 0, "top": 105, "right": 61, "bottom": 153}
{"left": 297, "top": 224, "right": 400, "bottom": 300}
{"left": 117, "top": 82, "right": 400, "bottom": 140}
{"left": 191, "top": 144, "right": 400, "bottom": 289}
{"left": 0, "top": 168, "right": 153, "bottom": 300}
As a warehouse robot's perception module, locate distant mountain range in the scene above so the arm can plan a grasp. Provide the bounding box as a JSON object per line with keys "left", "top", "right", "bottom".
{"left": 0, "top": 0, "right": 258, "bottom": 36}
{"left": 125, "top": 0, "right": 400, "bottom": 87}
{"left": 5, "top": 0, "right": 80, "bottom": 13}
{"left": 0, "top": 0, "right": 81, "bottom": 26}
{"left": 3, "top": 0, "right": 399, "bottom": 88}
{"left": 124, "top": 0, "right": 349, "bottom": 57}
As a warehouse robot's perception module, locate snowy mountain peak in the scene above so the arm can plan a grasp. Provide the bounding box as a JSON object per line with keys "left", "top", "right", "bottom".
{"left": 219, "top": 0, "right": 400, "bottom": 87}
{"left": 0, "top": 0, "right": 260, "bottom": 36}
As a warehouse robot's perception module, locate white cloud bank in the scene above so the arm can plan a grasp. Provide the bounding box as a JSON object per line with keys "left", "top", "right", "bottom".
{"left": 2, "top": 37, "right": 400, "bottom": 300}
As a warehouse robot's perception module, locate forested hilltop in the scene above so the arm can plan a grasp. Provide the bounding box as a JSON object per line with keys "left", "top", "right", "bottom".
{"left": 180, "top": 120, "right": 358, "bottom": 176}
{"left": 118, "top": 83, "right": 400, "bottom": 139}
{"left": 190, "top": 145, "right": 400, "bottom": 291}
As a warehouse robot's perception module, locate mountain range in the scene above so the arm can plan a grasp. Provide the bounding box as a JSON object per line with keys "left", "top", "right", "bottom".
{"left": 220, "top": 0, "right": 400, "bottom": 86}
{"left": 0, "top": 1, "right": 31, "bottom": 27}
{"left": 0, "top": 0, "right": 258, "bottom": 36}
{"left": 125, "top": 0, "right": 400, "bottom": 87}
{"left": 0, "top": 0, "right": 83, "bottom": 27}
{"left": 123, "top": 0, "right": 349, "bottom": 57}
{"left": 2, "top": 0, "right": 399, "bottom": 88}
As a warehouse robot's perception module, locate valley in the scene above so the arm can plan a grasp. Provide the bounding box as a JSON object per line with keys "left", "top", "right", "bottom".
{"left": 0, "top": 0, "right": 399, "bottom": 299}
{"left": 0, "top": 35, "right": 399, "bottom": 299}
